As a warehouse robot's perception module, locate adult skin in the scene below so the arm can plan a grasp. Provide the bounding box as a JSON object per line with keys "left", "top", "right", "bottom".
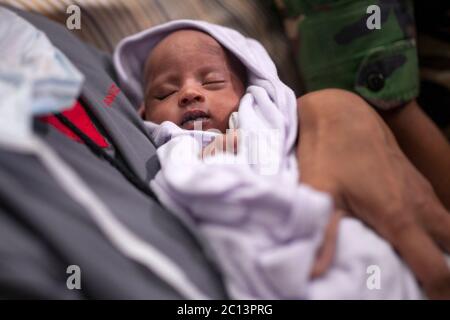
{"left": 380, "top": 100, "right": 450, "bottom": 210}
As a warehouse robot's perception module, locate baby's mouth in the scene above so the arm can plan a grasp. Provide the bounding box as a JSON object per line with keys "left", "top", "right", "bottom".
{"left": 180, "top": 110, "right": 211, "bottom": 130}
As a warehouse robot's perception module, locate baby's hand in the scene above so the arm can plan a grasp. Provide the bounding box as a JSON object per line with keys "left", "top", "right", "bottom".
{"left": 200, "top": 129, "right": 239, "bottom": 159}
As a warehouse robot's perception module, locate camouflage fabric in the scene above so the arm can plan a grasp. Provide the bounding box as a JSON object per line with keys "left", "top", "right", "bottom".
{"left": 276, "top": 0, "right": 419, "bottom": 110}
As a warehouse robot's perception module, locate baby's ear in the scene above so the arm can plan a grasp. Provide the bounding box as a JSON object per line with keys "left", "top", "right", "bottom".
{"left": 138, "top": 103, "right": 146, "bottom": 120}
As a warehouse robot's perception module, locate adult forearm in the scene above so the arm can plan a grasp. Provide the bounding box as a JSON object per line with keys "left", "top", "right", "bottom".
{"left": 380, "top": 100, "right": 450, "bottom": 210}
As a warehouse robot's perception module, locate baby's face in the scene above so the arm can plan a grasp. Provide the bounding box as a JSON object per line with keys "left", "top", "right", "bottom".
{"left": 142, "top": 30, "right": 245, "bottom": 133}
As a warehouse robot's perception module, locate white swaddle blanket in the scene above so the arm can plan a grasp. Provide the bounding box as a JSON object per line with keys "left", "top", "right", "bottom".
{"left": 114, "top": 20, "right": 422, "bottom": 299}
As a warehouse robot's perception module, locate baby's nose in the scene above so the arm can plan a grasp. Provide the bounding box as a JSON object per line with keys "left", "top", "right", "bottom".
{"left": 178, "top": 88, "right": 205, "bottom": 107}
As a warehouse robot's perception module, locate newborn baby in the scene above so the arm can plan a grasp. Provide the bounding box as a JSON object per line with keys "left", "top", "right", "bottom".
{"left": 114, "top": 20, "right": 422, "bottom": 299}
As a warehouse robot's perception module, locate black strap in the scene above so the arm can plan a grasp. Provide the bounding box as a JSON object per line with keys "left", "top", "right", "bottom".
{"left": 54, "top": 113, "right": 159, "bottom": 203}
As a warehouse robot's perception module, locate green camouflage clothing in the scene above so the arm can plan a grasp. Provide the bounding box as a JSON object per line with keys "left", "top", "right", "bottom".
{"left": 277, "top": 0, "right": 419, "bottom": 110}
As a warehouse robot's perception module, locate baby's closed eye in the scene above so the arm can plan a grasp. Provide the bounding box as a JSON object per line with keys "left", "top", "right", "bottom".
{"left": 154, "top": 90, "right": 176, "bottom": 100}
{"left": 202, "top": 71, "right": 227, "bottom": 88}
{"left": 202, "top": 77, "right": 226, "bottom": 90}
{"left": 152, "top": 85, "right": 178, "bottom": 100}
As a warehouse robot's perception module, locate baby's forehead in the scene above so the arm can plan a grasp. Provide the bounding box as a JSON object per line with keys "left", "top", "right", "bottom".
{"left": 147, "top": 30, "right": 226, "bottom": 65}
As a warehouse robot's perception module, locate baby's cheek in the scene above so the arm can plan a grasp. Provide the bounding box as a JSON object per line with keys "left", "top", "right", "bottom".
{"left": 145, "top": 105, "right": 169, "bottom": 124}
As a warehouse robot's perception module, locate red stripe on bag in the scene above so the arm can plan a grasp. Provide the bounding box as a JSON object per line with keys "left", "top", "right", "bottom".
{"left": 40, "top": 101, "right": 109, "bottom": 148}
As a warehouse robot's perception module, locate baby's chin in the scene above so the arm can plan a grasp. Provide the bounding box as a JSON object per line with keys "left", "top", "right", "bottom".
{"left": 181, "top": 118, "right": 226, "bottom": 133}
